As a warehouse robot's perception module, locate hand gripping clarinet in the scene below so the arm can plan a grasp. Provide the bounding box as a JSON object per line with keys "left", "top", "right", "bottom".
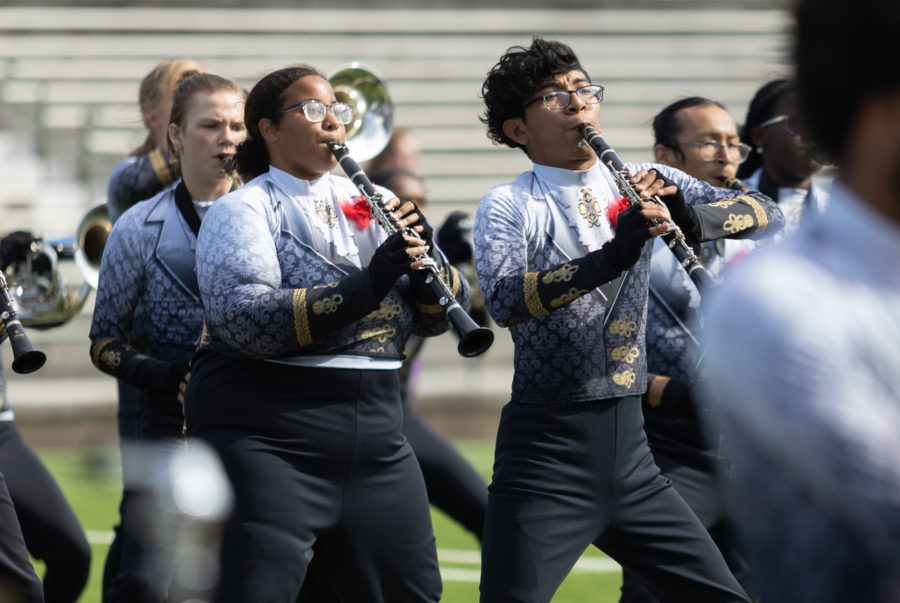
{"left": 330, "top": 142, "right": 494, "bottom": 358}
{"left": 0, "top": 271, "right": 46, "bottom": 373}
{"left": 578, "top": 125, "right": 717, "bottom": 293}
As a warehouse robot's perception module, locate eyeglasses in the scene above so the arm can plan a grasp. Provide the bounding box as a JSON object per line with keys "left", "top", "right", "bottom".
{"left": 524, "top": 85, "right": 605, "bottom": 110}
{"left": 677, "top": 141, "right": 753, "bottom": 163}
{"left": 280, "top": 99, "right": 354, "bottom": 125}
{"left": 758, "top": 114, "right": 800, "bottom": 135}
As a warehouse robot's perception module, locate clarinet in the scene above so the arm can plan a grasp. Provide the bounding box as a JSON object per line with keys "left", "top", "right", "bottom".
{"left": 578, "top": 125, "right": 717, "bottom": 293}
{"left": 329, "top": 142, "right": 494, "bottom": 358}
{"left": 0, "top": 272, "right": 46, "bottom": 373}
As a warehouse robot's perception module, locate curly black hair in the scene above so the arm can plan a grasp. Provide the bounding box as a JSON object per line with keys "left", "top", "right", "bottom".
{"left": 480, "top": 38, "right": 585, "bottom": 154}
{"left": 234, "top": 64, "right": 323, "bottom": 181}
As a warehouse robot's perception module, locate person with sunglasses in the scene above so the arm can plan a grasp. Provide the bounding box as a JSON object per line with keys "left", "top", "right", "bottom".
{"left": 738, "top": 79, "right": 828, "bottom": 236}
{"left": 184, "top": 64, "right": 466, "bottom": 603}
{"left": 474, "top": 38, "right": 783, "bottom": 603}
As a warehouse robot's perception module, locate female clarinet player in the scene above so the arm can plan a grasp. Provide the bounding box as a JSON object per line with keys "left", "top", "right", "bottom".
{"left": 184, "top": 64, "right": 467, "bottom": 603}
{"left": 89, "top": 72, "right": 246, "bottom": 603}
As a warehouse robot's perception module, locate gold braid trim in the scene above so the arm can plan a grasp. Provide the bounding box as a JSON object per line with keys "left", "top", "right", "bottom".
{"left": 90, "top": 338, "right": 117, "bottom": 369}
{"left": 524, "top": 271, "right": 548, "bottom": 317}
{"left": 415, "top": 266, "right": 462, "bottom": 314}
{"left": 147, "top": 148, "right": 175, "bottom": 186}
{"left": 293, "top": 289, "right": 312, "bottom": 347}
{"left": 737, "top": 194, "right": 768, "bottom": 235}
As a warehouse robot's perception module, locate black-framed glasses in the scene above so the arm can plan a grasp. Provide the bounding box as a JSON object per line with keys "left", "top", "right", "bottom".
{"left": 280, "top": 99, "right": 354, "bottom": 125}
{"left": 677, "top": 140, "right": 753, "bottom": 163}
{"left": 524, "top": 85, "right": 605, "bottom": 110}
{"left": 758, "top": 114, "right": 800, "bottom": 135}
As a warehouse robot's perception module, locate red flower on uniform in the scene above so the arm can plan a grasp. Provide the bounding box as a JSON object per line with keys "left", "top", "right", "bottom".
{"left": 340, "top": 196, "right": 371, "bottom": 230}
{"left": 607, "top": 197, "right": 631, "bottom": 228}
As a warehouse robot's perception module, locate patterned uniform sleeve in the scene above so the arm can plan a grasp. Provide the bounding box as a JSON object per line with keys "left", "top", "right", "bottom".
{"left": 88, "top": 210, "right": 183, "bottom": 393}
{"left": 640, "top": 163, "right": 785, "bottom": 241}
{"left": 474, "top": 186, "right": 624, "bottom": 328}
{"left": 196, "top": 194, "right": 385, "bottom": 357}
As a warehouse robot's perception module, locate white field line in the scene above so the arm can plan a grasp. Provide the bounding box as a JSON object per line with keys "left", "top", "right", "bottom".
{"left": 85, "top": 532, "right": 619, "bottom": 584}
{"left": 436, "top": 548, "right": 620, "bottom": 583}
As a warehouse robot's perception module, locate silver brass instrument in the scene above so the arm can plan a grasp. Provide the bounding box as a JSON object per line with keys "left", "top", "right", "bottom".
{"left": 327, "top": 64, "right": 494, "bottom": 357}
{"left": 4, "top": 201, "right": 109, "bottom": 330}
{"left": 578, "top": 125, "right": 717, "bottom": 293}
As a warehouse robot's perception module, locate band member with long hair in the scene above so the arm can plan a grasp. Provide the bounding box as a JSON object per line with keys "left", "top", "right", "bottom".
{"left": 474, "top": 38, "right": 783, "bottom": 602}
{"left": 185, "top": 64, "right": 465, "bottom": 602}
{"left": 90, "top": 73, "right": 246, "bottom": 602}
{"left": 106, "top": 58, "right": 205, "bottom": 224}
{"left": 100, "top": 57, "right": 205, "bottom": 600}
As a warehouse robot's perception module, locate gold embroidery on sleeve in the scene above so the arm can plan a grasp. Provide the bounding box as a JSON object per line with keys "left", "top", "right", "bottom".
{"left": 737, "top": 194, "right": 769, "bottom": 234}
{"left": 524, "top": 271, "right": 548, "bottom": 317}
{"left": 550, "top": 288, "right": 590, "bottom": 309}
{"left": 541, "top": 264, "right": 578, "bottom": 284}
{"left": 723, "top": 214, "right": 755, "bottom": 234}
{"left": 293, "top": 289, "right": 312, "bottom": 347}
{"left": 312, "top": 294, "right": 343, "bottom": 315}
{"left": 708, "top": 198, "right": 738, "bottom": 208}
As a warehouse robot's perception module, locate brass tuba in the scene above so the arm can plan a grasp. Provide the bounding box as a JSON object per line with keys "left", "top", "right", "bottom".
{"left": 4, "top": 201, "right": 109, "bottom": 330}
{"left": 329, "top": 62, "right": 394, "bottom": 162}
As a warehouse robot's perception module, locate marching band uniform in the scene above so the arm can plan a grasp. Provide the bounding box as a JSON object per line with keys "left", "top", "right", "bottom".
{"left": 185, "top": 165, "right": 467, "bottom": 603}
{"left": 700, "top": 181, "right": 900, "bottom": 601}
{"left": 474, "top": 159, "right": 783, "bottom": 602}
{"left": 106, "top": 148, "right": 177, "bottom": 225}
{"left": 625, "top": 165, "right": 830, "bottom": 602}
{"left": 89, "top": 180, "right": 206, "bottom": 602}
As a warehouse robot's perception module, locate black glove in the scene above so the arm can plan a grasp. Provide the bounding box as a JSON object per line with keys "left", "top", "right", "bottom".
{"left": 368, "top": 230, "right": 415, "bottom": 299}
{"left": 601, "top": 204, "right": 654, "bottom": 272}
{"left": 411, "top": 206, "right": 433, "bottom": 250}
{"left": 132, "top": 357, "right": 190, "bottom": 395}
{"left": 437, "top": 211, "right": 473, "bottom": 265}
{"left": 642, "top": 375, "right": 693, "bottom": 412}
{"left": 0, "top": 231, "right": 35, "bottom": 271}
{"left": 658, "top": 175, "right": 699, "bottom": 237}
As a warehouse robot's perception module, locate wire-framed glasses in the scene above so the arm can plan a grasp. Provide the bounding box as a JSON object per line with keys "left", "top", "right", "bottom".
{"left": 758, "top": 114, "right": 800, "bottom": 135}
{"left": 677, "top": 141, "right": 753, "bottom": 163}
{"left": 280, "top": 99, "right": 354, "bottom": 125}
{"left": 524, "top": 85, "right": 605, "bottom": 110}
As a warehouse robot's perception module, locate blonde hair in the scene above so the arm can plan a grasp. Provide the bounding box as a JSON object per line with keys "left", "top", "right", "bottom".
{"left": 130, "top": 58, "right": 205, "bottom": 156}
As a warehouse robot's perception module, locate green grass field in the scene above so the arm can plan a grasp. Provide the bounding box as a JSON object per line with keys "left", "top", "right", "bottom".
{"left": 34, "top": 439, "right": 623, "bottom": 602}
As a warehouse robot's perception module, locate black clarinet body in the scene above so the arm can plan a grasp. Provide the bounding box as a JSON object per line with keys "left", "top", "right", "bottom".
{"left": 578, "top": 125, "right": 717, "bottom": 294}
{"left": 0, "top": 272, "right": 47, "bottom": 373}
{"left": 329, "top": 142, "right": 494, "bottom": 358}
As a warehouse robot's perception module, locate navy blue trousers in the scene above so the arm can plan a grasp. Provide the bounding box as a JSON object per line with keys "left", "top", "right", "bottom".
{"left": 480, "top": 396, "right": 749, "bottom": 603}
{"left": 185, "top": 350, "right": 442, "bottom": 603}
